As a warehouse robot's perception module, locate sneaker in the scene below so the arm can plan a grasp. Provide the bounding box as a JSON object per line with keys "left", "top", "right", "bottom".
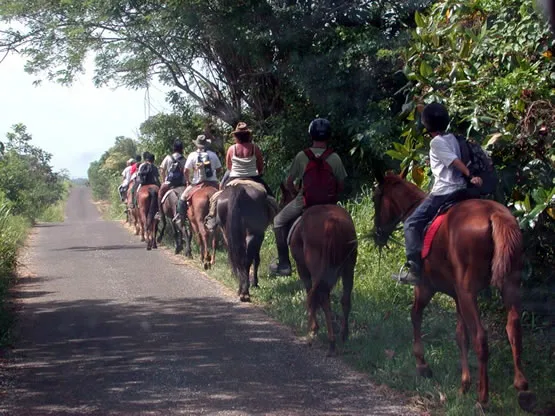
{"left": 392, "top": 262, "right": 421, "bottom": 285}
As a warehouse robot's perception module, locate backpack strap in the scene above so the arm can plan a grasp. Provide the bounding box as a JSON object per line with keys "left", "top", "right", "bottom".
{"left": 303, "top": 147, "right": 334, "bottom": 161}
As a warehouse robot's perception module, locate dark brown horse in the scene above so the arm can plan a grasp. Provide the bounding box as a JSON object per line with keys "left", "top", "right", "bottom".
{"left": 137, "top": 184, "right": 159, "bottom": 250}
{"left": 280, "top": 184, "right": 357, "bottom": 355}
{"left": 126, "top": 179, "right": 141, "bottom": 238}
{"left": 157, "top": 187, "right": 192, "bottom": 257}
{"left": 187, "top": 184, "right": 218, "bottom": 270}
{"left": 217, "top": 182, "right": 273, "bottom": 301}
{"left": 373, "top": 173, "right": 534, "bottom": 410}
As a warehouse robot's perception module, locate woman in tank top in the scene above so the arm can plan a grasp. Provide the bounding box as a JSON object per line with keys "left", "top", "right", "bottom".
{"left": 220, "top": 122, "right": 273, "bottom": 196}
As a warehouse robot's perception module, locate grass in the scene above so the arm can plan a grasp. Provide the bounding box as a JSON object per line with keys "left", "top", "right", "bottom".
{"left": 106, "top": 191, "right": 554, "bottom": 416}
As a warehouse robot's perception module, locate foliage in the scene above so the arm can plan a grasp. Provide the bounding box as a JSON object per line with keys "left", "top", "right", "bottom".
{"left": 0, "top": 124, "right": 66, "bottom": 221}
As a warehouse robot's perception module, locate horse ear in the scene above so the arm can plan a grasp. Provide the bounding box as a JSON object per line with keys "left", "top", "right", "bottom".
{"left": 400, "top": 165, "right": 409, "bottom": 180}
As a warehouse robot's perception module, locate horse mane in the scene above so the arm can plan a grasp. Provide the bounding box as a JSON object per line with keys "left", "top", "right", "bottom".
{"left": 382, "top": 175, "right": 426, "bottom": 202}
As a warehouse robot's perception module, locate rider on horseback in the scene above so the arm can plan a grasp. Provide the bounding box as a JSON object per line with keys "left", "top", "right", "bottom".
{"left": 119, "top": 158, "right": 135, "bottom": 202}
{"left": 205, "top": 122, "right": 273, "bottom": 230}
{"left": 158, "top": 140, "right": 187, "bottom": 217}
{"left": 137, "top": 152, "right": 160, "bottom": 187}
{"left": 175, "top": 135, "right": 222, "bottom": 227}
{"left": 393, "top": 103, "right": 483, "bottom": 285}
{"left": 269, "top": 118, "right": 347, "bottom": 276}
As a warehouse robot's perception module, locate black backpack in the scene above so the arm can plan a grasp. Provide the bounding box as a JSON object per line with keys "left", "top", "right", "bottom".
{"left": 456, "top": 135, "right": 498, "bottom": 195}
{"left": 138, "top": 163, "right": 153, "bottom": 185}
{"left": 167, "top": 154, "right": 185, "bottom": 186}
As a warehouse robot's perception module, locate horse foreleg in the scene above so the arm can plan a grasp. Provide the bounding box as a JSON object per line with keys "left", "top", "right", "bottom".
{"left": 457, "top": 292, "right": 489, "bottom": 404}
{"left": 306, "top": 286, "right": 320, "bottom": 346}
{"left": 209, "top": 228, "right": 217, "bottom": 266}
{"left": 199, "top": 224, "right": 210, "bottom": 269}
{"left": 246, "top": 234, "right": 263, "bottom": 288}
{"left": 340, "top": 263, "right": 354, "bottom": 343}
{"left": 170, "top": 220, "right": 183, "bottom": 254}
{"left": 412, "top": 284, "right": 434, "bottom": 378}
{"left": 455, "top": 303, "right": 471, "bottom": 394}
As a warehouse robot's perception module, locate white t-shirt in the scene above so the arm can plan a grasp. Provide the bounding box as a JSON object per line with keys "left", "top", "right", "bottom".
{"left": 121, "top": 165, "right": 132, "bottom": 184}
{"left": 185, "top": 150, "right": 222, "bottom": 185}
{"left": 429, "top": 133, "right": 466, "bottom": 195}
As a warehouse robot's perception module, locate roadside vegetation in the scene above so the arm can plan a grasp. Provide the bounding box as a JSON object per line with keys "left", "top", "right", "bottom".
{"left": 0, "top": 124, "right": 69, "bottom": 348}
{"left": 2, "top": 0, "right": 550, "bottom": 413}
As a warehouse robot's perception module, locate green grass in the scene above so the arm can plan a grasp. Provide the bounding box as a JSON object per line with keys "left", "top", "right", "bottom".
{"left": 109, "top": 192, "right": 554, "bottom": 415}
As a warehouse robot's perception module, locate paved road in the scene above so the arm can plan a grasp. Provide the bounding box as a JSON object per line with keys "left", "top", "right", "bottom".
{"left": 1, "top": 187, "right": 415, "bottom": 415}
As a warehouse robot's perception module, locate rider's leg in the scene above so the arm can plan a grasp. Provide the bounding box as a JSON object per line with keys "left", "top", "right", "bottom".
{"left": 175, "top": 185, "right": 191, "bottom": 226}
{"left": 269, "top": 197, "right": 303, "bottom": 276}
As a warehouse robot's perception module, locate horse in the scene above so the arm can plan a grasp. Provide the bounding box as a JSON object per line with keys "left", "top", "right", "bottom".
{"left": 372, "top": 173, "right": 535, "bottom": 410}
{"left": 187, "top": 184, "right": 218, "bottom": 270}
{"left": 157, "top": 187, "right": 192, "bottom": 257}
{"left": 280, "top": 184, "right": 357, "bottom": 356}
{"left": 126, "top": 179, "right": 141, "bottom": 239}
{"left": 136, "top": 184, "right": 159, "bottom": 250}
{"left": 216, "top": 181, "right": 273, "bottom": 302}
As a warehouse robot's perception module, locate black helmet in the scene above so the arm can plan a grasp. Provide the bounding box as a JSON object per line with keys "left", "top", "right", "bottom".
{"left": 308, "top": 118, "right": 331, "bottom": 140}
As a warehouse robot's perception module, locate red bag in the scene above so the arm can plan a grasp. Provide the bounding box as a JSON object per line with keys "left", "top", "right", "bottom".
{"left": 302, "top": 148, "right": 338, "bottom": 207}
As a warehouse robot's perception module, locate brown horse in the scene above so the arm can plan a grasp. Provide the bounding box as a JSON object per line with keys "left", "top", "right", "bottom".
{"left": 157, "top": 187, "right": 192, "bottom": 257}
{"left": 373, "top": 173, "right": 534, "bottom": 410}
{"left": 280, "top": 184, "right": 357, "bottom": 355}
{"left": 136, "top": 184, "right": 159, "bottom": 250}
{"left": 126, "top": 179, "right": 141, "bottom": 239}
{"left": 187, "top": 184, "right": 218, "bottom": 270}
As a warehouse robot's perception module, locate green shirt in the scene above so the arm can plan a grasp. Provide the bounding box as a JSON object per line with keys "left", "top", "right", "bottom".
{"left": 288, "top": 147, "right": 347, "bottom": 199}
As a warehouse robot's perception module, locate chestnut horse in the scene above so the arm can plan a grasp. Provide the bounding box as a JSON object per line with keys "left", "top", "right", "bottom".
{"left": 187, "top": 185, "right": 218, "bottom": 270}
{"left": 280, "top": 184, "right": 357, "bottom": 355}
{"left": 137, "top": 184, "right": 159, "bottom": 250}
{"left": 157, "top": 187, "right": 192, "bottom": 257}
{"left": 216, "top": 183, "right": 273, "bottom": 302}
{"left": 126, "top": 179, "right": 141, "bottom": 238}
{"left": 373, "top": 174, "right": 534, "bottom": 410}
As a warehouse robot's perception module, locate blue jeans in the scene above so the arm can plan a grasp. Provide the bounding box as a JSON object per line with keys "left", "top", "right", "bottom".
{"left": 404, "top": 193, "right": 452, "bottom": 268}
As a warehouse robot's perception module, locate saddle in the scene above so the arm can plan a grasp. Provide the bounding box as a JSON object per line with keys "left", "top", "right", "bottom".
{"left": 161, "top": 186, "right": 185, "bottom": 205}
{"left": 185, "top": 182, "right": 218, "bottom": 203}
{"left": 421, "top": 189, "right": 481, "bottom": 259}
{"left": 226, "top": 178, "right": 267, "bottom": 194}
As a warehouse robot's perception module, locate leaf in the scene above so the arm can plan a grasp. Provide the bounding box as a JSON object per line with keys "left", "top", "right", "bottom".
{"left": 412, "top": 165, "right": 425, "bottom": 187}
{"left": 385, "top": 150, "right": 405, "bottom": 160}
{"left": 419, "top": 61, "right": 433, "bottom": 77}
{"left": 415, "top": 11, "right": 425, "bottom": 28}
{"left": 547, "top": 207, "right": 555, "bottom": 220}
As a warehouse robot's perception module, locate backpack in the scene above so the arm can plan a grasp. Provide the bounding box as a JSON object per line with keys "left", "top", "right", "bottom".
{"left": 138, "top": 162, "right": 153, "bottom": 185}
{"left": 166, "top": 154, "right": 185, "bottom": 186}
{"left": 456, "top": 135, "right": 498, "bottom": 195}
{"left": 196, "top": 151, "right": 213, "bottom": 180}
{"left": 302, "top": 148, "right": 339, "bottom": 207}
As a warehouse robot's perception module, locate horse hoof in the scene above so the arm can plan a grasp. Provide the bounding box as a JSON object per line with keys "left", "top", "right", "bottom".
{"left": 518, "top": 391, "right": 537, "bottom": 413}
{"left": 417, "top": 365, "right": 433, "bottom": 378}
{"left": 327, "top": 342, "right": 337, "bottom": 357}
{"left": 239, "top": 294, "right": 250, "bottom": 302}
{"left": 157, "top": 237, "right": 163, "bottom": 243}
{"left": 203, "top": 263, "right": 209, "bottom": 270}
{"left": 175, "top": 246, "right": 183, "bottom": 254}
{"left": 147, "top": 247, "right": 152, "bottom": 251}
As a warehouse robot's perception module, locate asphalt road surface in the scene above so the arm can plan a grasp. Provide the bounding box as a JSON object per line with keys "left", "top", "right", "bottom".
{"left": 1, "top": 187, "right": 416, "bottom": 416}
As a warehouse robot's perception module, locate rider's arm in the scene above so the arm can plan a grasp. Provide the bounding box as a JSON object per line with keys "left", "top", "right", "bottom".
{"left": 254, "top": 144, "right": 264, "bottom": 175}
{"left": 450, "top": 159, "right": 471, "bottom": 178}
{"left": 226, "top": 146, "right": 233, "bottom": 170}
{"left": 184, "top": 168, "right": 191, "bottom": 186}
{"left": 285, "top": 175, "right": 297, "bottom": 195}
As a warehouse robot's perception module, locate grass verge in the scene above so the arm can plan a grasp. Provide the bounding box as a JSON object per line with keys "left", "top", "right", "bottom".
{"left": 107, "top": 192, "right": 554, "bottom": 416}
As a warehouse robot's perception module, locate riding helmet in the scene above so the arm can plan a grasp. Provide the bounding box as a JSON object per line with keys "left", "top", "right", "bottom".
{"left": 308, "top": 118, "right": 331, "bottom": 140}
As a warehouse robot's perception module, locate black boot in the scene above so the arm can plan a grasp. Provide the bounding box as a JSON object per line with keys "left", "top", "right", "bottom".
{"left": 269, "top": 227, "right": 292, "bottom": 276}
{"left": 392, "top": 260, "right": 421, "bottom": 285}
{"left": 174, "top": 199, "right": 187, "bottom": 227}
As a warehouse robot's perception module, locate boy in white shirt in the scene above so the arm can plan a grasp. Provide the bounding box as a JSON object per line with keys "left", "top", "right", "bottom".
{"left": 395, "top": 103, "right": 483, "bottom": 284}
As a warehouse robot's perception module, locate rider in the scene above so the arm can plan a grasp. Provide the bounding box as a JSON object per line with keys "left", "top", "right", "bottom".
{"left": 158, "top": 140, "right": 187, "bottom": 214}
{"left": 137, "top": 152, "right": 160, "bottom": 188}
{"left": 269, "top": 118, "right": 347, "bottom": 276}
{"left": 393, "top": 102, "right": 483, "bottom": 285}
{"left": 119, "top": 158, "right": 135, "bottom": 201}
{"left": 205, "top": 122, "right": 272, "bottom": 230}
{"left": 128, "top": 154, "right": 142, "bottom": 208}
{"left": 175, "top": 135, "right": 222, "bottom": 226}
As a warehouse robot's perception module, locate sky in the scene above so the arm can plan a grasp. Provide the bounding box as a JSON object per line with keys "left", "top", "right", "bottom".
{"left": 0, "top": 53, "right": 171, "bottom": 178}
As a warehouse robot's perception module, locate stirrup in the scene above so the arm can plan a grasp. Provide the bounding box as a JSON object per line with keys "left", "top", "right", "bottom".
{"left": 391, "top": 263, "right": 420, "bottom": 285}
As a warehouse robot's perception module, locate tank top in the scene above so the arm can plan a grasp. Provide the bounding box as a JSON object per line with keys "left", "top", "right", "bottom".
{"left": 230, "top": 144, "right": 258, "bottom": 177}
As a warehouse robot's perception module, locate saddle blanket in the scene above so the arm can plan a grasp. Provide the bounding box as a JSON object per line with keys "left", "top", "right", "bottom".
{"left": 421, "top": 213, "right": 447, "bottom": 259}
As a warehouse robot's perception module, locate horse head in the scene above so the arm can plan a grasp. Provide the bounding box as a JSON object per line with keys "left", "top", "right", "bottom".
{"left": 372, "top": 172, "right": 425, "bottom": 247}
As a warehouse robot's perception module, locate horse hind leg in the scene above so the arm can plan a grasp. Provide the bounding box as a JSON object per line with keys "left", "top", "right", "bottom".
{"left": 319, "top": 286, "right": 336, "bottom": 356}
{"left": 502, "top": 280, "right": 536, "bottom": 411}
{"left": 455, "top": 303, "right": 471, "bottom": 394}
{"left": 340, "top": 263, "right": 354, "bottom": 343}
{"left": 412, "top": 284, "right": 434, "bottom": 378}
{"left": 246, "top": 234, "right": 263, "bottom": 288}
{"left": 457, "top": 291, "right": 489, "bottom": 404}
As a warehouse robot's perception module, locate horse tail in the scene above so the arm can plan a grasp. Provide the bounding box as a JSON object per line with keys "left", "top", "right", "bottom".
{"left": 146, "top": 188, "right": 158, "bottom": 230}
{"left": 226, "top": 186, "right": 247, "bottom": 278}
{"left": 490, "top": 211, "right": 523, "bottom": 289}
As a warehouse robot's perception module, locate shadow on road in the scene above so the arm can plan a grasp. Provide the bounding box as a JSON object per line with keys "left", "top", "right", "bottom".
{"left": 53, "top": 245, "right": 146, "bottom": 252}
{"left": 2, "top": 294, "right": 399, "bottom": 415}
